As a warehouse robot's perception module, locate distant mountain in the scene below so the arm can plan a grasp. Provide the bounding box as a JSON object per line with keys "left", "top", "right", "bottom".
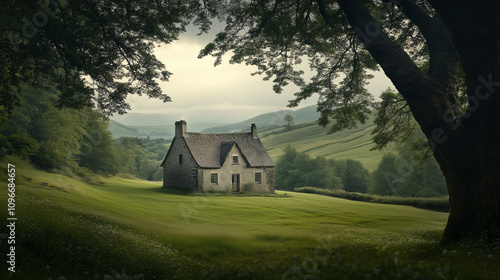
{"left": 108, "top": 105, "right": 320, "bottom": 138}
{"left": 108, "top": 120, "right": 230, "bottom": 139}
{"left": 110, "top": 113, "right": 179, "bottom": 126}
{"left": 201, "top": 105, "right": 320, "bottom": 133}
{"left": 107, "top": 120, "right": 170, "bottom": 139}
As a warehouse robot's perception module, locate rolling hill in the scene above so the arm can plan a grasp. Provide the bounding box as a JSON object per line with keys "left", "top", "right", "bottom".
{"left": 2, "top": 158, "right": 497, "bottom": 279}
{"left": 200, "top": 105, "right": 320, "bottom": 133}
{"left": 259, "top": 115, "right": 391, "bottom": 171}
{"left": 108, "top": 106, "right": 391, "bottom": 171}
{"left": 107, "top": 120, "right": 228, "bottom": 139}
{"left": 0, "top": 159, "right": 461, "bottom": 279}
{"left": 110, "top": 112, "right": 179, "bottom": 126}
{"left": 107, "top": 105, "right": 320, "bottom": 138}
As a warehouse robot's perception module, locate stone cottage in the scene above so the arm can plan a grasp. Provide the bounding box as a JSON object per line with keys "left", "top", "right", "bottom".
{"left": 160, "top": 120, "right": 275, "bottom": 193}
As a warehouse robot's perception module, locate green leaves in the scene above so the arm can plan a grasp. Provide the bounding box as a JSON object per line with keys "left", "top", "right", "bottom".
{"left": 199, "top": 0, "right": 384, "bottom": 134}
{"left": 0, "top": 0, "right": 212, "bottom": 116}
{"left": 369, "top": 133, "right": 447, "bottom": 198}
{"left": 275, "top": 146, "right": 369, "bottom": 192}
{"left": 371, "top": 88, "right": 415, "bottom": 150}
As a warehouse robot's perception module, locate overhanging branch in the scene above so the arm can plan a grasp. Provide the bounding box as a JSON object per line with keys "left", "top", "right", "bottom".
{"left": 334, "top": 0, "right": 456, "bottom": 136}
{"left": 397, "top": 0, "right": 459, "bottom": 88}
{"left": 335, "top": 0, "right": 430, "bottom": 101}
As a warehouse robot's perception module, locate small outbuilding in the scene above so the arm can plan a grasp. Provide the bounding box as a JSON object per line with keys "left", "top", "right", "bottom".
{"left": 160, "top": 120, "right": 275, "bottom": 193}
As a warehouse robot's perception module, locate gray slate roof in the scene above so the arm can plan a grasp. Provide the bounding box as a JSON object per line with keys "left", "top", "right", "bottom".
{"left": 183, "top": 132, "right": 275, "bottom": 168}
{"left": 220, "top": 141, "right": 236, "bottom": 166}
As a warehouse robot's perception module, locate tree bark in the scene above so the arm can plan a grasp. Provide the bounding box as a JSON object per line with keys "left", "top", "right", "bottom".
{"left": 336, "top": 0, "right": 500, "bottom": 243}
{"left": 426, "top": 0, "right": 500, "bottom": 243}
{"left": 440, "top": 146, "right": 500, "bottom": 243}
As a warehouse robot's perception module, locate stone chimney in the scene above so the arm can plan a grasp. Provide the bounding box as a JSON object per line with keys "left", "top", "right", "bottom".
{"left": 251, "top": 123, "right": 257, "bottom": 138}
{"left": 175, "top": 120, "right": 187, "bottom": 137}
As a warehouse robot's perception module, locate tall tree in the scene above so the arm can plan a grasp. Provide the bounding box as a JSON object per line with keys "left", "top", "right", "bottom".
{"left": 369, "top": 153, "right": 398, "bottom": 196}
{"left": 198, "top": 0, "right": 500, "bottom": 243}
{"left": 335, "top": 159, "right": 370, "bottom": 193}
{"left": 283, "top": 114, "right": 294, "bottom": 130}
{"left": 0, "top": 0, "right": 214, "bottom": 119}
{"left": 1, "top": 84, "right": 87, "bottom": 168}
{"left": 77, "top": 110, "right": 120, "bottom": 175}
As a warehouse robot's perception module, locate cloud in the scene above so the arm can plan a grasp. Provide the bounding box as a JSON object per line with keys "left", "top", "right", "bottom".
{"left": 121, "top": 38, "right": 316, "bottom": 122}
{"left": 118, "top": 27, "right": 394, "bottom": 124}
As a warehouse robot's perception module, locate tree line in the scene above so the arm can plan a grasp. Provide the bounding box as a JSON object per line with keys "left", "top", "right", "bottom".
{"left": 276, "top": 143, "right": 447, "bottom": 198}
{"left": 0, "top": 84, "right": 167, "bottom": 181}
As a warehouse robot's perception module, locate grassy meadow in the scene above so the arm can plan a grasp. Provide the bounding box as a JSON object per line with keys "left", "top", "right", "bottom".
{"left": 1, "top": 158, "right": 499, "bottom": 279}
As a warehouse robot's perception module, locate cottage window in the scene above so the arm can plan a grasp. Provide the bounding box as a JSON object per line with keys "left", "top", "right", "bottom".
{"left": 255, "top": 172, "right": 262, "bottom": 183}
{"left": 211, "top": 173, "right": 218, "bottom": 184}
{"left": 233, "top": 156, "right": 239, "bottom": 165}
{"left": 179, "top": 154, "right": 183, "bottom": 164}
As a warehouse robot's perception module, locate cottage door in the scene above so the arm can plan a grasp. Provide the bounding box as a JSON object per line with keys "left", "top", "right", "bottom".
{"left": 232, "top": 174, "right": 240, "bottom": 192}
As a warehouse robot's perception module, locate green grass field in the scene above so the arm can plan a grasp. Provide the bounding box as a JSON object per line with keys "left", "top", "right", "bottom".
{"left": 1, "top": 158, "right": 499, "bottom": 279}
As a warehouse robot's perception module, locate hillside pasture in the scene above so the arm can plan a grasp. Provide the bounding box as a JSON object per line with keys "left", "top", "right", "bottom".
{"left": 1, "top": 159, "right": 499, "bottom": 279}
{"left": 260, "top": 120, "right": 391, "bottom": 171}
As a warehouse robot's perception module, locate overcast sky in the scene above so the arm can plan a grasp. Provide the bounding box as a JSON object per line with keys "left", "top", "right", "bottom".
{"left": 115, "top": 26, "right": 395, "bottom": 124}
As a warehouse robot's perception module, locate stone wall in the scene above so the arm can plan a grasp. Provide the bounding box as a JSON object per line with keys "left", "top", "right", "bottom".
{"left": 265, "top": 167, "right": 275, "bottom": 193}
{"left": 163, "top": 137, "right": 199, "bottom": 190}
{"left": 198, "top": 145, "right": 275, "bottom": 193}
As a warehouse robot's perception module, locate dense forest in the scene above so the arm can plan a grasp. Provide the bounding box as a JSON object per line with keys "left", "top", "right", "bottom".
{"left": 0, "top": 84, "right": 169, "bottom": 181}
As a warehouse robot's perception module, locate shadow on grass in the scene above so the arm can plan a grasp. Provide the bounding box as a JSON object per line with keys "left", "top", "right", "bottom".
{"left": 153, "top": 187, "right": 292, "bottom": 198}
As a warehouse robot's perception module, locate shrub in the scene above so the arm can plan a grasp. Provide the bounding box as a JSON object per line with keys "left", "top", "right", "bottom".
{"left": 294, "top": 187, "right": 449, "bottom": 212}
{"left": 242, "top": 182, "right": 255, "bottom": 192}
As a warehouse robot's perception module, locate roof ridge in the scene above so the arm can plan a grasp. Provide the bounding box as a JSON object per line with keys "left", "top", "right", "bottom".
{"left": 182, "top": 132, "right": 275, "bottom": 168}
{"left": 186, "top": 131, "right": 251, "bottom": 135}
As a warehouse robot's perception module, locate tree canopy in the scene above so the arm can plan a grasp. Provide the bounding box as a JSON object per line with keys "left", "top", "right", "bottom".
{"left": 0, "top": 0, "right": 216, "bottom": 118}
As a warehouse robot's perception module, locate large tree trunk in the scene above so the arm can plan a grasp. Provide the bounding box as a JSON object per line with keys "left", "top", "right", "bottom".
{"left": 427, "top": 0, "right": 500, "bottom": 243}
{"left": 443, "top": 166, "right": 500, "bottom": 243}
{"left": 336, "top": 0, "right": 500, "bottom": 243}
{"left": 437, "top": 133, "right": 500, "bottom": 243}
